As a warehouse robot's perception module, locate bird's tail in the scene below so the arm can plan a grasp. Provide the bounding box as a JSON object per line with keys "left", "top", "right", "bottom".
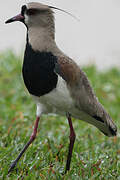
{"left": 74, "top": 107, "right": 117, "bottom": 137}
{"left": 91, "top": 110, "right": 117, "bottom": 137}
{"left": 83, "top": 106, "right": 117, "bottom": 137}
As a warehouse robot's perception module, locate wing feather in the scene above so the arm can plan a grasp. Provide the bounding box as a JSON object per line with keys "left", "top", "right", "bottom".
{"left": 54, "top": 56, "right": 117, "bottom": 136}
{"left": 55, "top": 56, "right": 80, "bottom": 85}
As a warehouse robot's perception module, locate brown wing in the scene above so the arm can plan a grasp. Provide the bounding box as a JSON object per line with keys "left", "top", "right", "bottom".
{"left": 55, "top": 56, "right": 80, "bottom": 86}
{"left": 54, "top": 56, "right": 117, "bottom": 136}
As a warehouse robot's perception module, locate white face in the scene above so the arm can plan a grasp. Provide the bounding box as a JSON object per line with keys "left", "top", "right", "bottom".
{"left": 24, "top": 13, "right": 28, "bottom": 25}
{"left": 21, "top": 5, "right": 41, "bottom": 27}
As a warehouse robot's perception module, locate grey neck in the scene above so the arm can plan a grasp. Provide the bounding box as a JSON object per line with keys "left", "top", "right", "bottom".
{"left": 27, "top": 27, "right": 65, "bottom": 57}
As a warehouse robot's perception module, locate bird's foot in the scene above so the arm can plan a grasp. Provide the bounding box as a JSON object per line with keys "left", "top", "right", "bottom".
{"left": 8, "top": 160, "right": 17, "bottom": 174}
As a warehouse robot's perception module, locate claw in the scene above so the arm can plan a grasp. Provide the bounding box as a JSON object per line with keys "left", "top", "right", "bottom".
{"left": 8, "top": 161, "right": 17, "bottom": 174}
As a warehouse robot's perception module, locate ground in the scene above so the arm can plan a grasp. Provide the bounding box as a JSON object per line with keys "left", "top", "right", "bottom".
{"left": 0, "top": 51, "right": 119, "bottom": 179}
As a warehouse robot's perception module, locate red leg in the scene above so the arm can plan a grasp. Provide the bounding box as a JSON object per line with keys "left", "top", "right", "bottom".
{"left": 8, "top": 116, "right": 40, "bottom": 173}
{"left": 65, "top": 113, "right": 76, "bottom": 173}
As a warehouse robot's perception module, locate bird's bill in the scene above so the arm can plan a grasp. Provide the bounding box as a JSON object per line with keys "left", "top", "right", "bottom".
{"left": 5, "top": 14, "right": 24, "bottom": 24}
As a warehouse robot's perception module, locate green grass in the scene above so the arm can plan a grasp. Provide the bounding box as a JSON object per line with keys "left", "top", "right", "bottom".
{"left": 0, "top": 51, "right": 120, "bottom": 179}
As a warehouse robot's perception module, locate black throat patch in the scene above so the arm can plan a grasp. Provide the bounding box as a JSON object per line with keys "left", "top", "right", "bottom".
{"left": 22, "top": 42, "right": 58, "bottom": 97}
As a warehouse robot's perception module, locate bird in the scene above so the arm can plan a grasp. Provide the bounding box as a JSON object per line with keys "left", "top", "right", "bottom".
{"left": 5, "top": 2, "right": 117, "bottom": 174}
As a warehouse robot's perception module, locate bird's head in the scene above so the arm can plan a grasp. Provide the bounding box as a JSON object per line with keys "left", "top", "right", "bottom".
{"left": 5, "top": 2, "right": 78, "bottom": 51}
{"left": 5, "top": 2, "right": 55, "bottom": 29}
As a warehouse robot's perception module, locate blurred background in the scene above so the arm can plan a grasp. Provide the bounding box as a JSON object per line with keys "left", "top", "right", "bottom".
{"left": 0, "top": 1, "right": 120, "bottom": 178}
{"left": 1, "top": 0, "right": 120, "bottom": 69}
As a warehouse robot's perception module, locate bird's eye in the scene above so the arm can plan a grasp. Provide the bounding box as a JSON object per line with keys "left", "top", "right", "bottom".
{"left": 26, "top": 9, "right": 38, "bottom": 16}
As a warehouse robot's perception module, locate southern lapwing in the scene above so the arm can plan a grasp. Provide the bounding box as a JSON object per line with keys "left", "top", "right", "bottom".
{"left": 5, "top": 2, "right": 117, "bottom": 174}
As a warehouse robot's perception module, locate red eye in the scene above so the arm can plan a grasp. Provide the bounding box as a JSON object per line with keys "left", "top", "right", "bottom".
{"left": 26, "top": 9, "right": 38, "bottom": 16}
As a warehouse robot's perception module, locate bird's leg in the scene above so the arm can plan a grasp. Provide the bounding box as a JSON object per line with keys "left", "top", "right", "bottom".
{"left": 8, "top": 116, "right": 40, "bottom": 174}
{"left": 65, "top": 113, "right": 76, "bottom": 173}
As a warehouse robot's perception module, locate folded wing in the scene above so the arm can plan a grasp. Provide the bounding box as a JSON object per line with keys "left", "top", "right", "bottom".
{"left": 55, "top": 56, "right": 117, "bottom": 137}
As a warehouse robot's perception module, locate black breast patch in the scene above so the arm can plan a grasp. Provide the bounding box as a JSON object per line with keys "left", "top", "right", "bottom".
{"left": 22, "top": 42, "right": 58, "bottom": 97}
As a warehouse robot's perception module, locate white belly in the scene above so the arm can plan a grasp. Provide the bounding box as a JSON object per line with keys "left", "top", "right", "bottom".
{"left": 32, "top": 79, "right": 99, "bottom": 127}
{"left": 31, "top": 76, "right": 115, "bottom": 137}
{"left": 32, "top": 76, "right": 75, "bottom": 116}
